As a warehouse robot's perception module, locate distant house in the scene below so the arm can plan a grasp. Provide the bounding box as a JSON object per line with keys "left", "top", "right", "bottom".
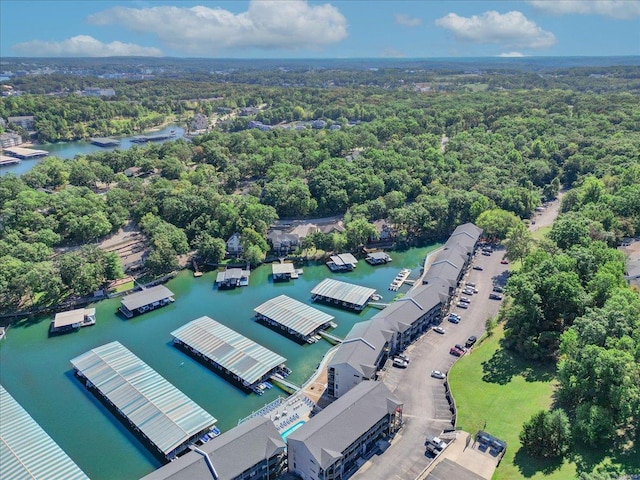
{"left": 83, "top": 87, "right": 116, "bottom": 97}
{"left": 124, "top": 166, "right": 142, "bottom": 178}
{"left": 239, "top": 107, "right": 259, "bottom": 116}
{"left": 227, "top": 232, "right": 243, "bottom": 256}
{"left": 311, "top": 119, "right": 327, "bottom": 129}
{"left": 267, "top": 230, "right": 299, "bottom": 255}
{"left": 373, "top": 220, "right": 394, "bottom": 242}
{"left": 7, "top": 115, "right": 34, "bottom": 130}
{"left": 190, "top": 113, "right": 208, "bottom": 131}
{"left": 318, "top": 221, "right": 345, "bottom": 235}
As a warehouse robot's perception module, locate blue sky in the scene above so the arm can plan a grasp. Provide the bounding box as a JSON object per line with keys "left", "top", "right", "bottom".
{"left": 1, "top": 0, "right": 639, "bottom": 58}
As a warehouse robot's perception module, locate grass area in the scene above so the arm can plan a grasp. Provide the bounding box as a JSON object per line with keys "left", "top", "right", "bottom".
{"left": 112, "top": 281, "right": 134, "bottom": 293}
{"left": 531, "top": 226, "right": 552, "bottom": 242}
{"left": 449, "top": 324, "right": 570, "bottom": 479}
{"left": 449, "top": 325, "right": 639, "bottom": 479}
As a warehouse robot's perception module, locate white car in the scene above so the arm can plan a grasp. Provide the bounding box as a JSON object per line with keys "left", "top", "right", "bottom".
{"left": 459, "top": 297, "right": 471, "bottom": 303}
{"left": 431, "top": 370, "right": 446, "bottom": 379}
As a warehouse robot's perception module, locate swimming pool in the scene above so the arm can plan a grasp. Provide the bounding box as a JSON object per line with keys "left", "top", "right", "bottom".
{"left": 281, "top": 421, "right": 306, "bottom": 441}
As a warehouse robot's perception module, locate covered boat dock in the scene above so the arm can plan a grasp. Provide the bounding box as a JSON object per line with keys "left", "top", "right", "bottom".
{"left": 272, "top": 262, "right": 297, "bottom": 281}
{"left": 50, "top": 307, "right": 96, "bottom": 334}
{"left": 70, "top": 341, "right": 217, "bottom": 461}
{"left": 171, "top": 316, "right": 287, "bottom": 394}
{"left": 254, "top": 294, "right": 335, "bottom": 343}
{"left": 311, "top": 278, "right": 376, "bottom": 311}
{"left": 215, "top": 267, "right": 250, "bottom": 288}
{"left": 326, "top": 253, "right": 358, "bottom": 272}
{"left": 366, "top": 251, "right": 392, "bottom": 265}
{"left": 4, "top": 146, "right": 50, "bottom": 159}
{"left": 90, "top": 137, "right": 120, "bottom": 147}
{"left": 119, "top": 285, "right": 174, "bottom": 318}
{"left": 0, "top": 384, "right": 89, "bottom": 480}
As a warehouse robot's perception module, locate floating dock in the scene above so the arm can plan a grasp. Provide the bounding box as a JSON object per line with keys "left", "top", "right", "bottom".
{"left": 1, "top": 385, "right": 89, "bottom": 479}
{"left": 70, "top": 341, "right": 217, "bottom": 462}
{"left": 3, "top": 146, "right": 49, "bottom": 159}
{"left": 272, "top": 262, "right": 298, "bottom": 281}
{"left": 131, "top": 131, "right": 177, "bottom": 143}
{"left": 50, "top": 307, "right": 96, "bottom": 335}
{"left": 388, "top": 268, "right": 411, "bottom": 291}
{"left": 254, "top": 294, "right": 335, "bottom": 344}
{"left": 0, "top": 155, "right": 21, "bottom": 166}
{"left": 90, "top": 137, "right": 120, "bottom": 147}
{"left": 215, "top": 267, "right": 250, "bottom": 288}
{"left": 311, "top": 278, "right": 376, "bottom": 311}
{"left": 326, "top": 253, "right": 358, "bottom": 272}
{"left": 171, "top": 316, "right": 288, "bottom": 395}
{"left": 119, "top": 285, "right": 174, "bottom": 318}
{"left": 366, "top": 251, "right": 392, "bottom": 265}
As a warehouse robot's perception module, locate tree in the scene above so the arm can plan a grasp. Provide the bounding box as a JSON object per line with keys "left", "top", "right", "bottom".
{"left": 504, "top": 221, "right": 532, "bottom": 264}
{"left": 475, "top": 208, "right": 521, "bottom": 241}
{"left": 193, "top": 233, "right": 226, "bottom": 264}
{"left": 344, "top": 218, "right": 378, "bottom": 250}
{"left": 519, "top": 409, "right": 571, "bottom": 458}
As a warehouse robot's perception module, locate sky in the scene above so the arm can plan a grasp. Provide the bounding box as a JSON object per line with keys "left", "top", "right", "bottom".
{"left": 1, "top": 0, "right": 639, "bottom": 58}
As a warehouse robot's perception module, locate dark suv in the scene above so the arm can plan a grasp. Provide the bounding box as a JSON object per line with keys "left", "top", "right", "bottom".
{"left": 465, "top": 335, "right": 477, "bottom": 348}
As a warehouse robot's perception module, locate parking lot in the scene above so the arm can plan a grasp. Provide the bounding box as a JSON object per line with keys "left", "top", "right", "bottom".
{"left": 353, "top": 245, "right": 508, "bottom": 480}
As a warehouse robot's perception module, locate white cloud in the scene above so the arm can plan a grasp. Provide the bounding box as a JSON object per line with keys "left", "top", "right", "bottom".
{"left": 11, "top": 35, "right": 163, "bottom": 57}
{"left": 528, "top": 0, "right": 640, "bottom": 19}
{"left": 435, "top": 10, "right": 556, "bottom": 49}
{"left": 87, "top": 0, "right": 348, "bottom": 55}
{"left": 394, "top": 13, "right": 422, "bottom": 27}
{"left": 498, "top": 51, "right": 525, "bottom": 57}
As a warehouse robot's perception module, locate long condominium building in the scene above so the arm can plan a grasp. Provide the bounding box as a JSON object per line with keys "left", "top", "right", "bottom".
{"left": 287, "top": 381, "right": 403, "bottom": 480}
{"left": 327, "top": 223, "right": 482, "bottom": 398}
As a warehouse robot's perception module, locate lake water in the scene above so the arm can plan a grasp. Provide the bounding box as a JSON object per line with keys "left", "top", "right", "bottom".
{"left": 0, "top": 124, "right": 185, "bottom": 176}
{"left": 0, "top": 245, "right": 439, "bottom": 480}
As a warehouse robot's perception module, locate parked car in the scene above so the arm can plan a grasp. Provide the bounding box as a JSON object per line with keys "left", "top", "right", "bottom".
{"left": 482, "top": 251, "right": 491, "bottom": 256}
{"left": 500, "top": 259, "right": 509, "bottom": 264}
{"left": 426, "top": 436, "right": 446, "bottom": 450}
{"left": 455, "top": 344, "right": 468, "bottom": 352}
{"left": 465, "top": 335, "right": 477, "bottom": 348}
{"left": 473, "top": 265, "right": 484, "bottom": 271}
{"left": 431, "top": 370, "right": 446, "bottom": 379}
{"left": 394, "top": 354, "right": 410, "bottom": 364}
{"left": 392, "top": 357, "right": 408, "bottom": 368}
{"left": 492, "top": 286, "right": 504, "bottom": 293}
{"left": 433, "top": 326, "right": 446, "bottom": 334}
{"left": 459, "top": 297, "right": 471, "bottom": 304}
{"left": 456, "top": 302, "right": 469, "bottom": 309}
{"left": 447, "top": 316, "right": 460, "bottom": 324}
{"left": 462, "top": 288, "right": 474, "bottom": 295}
{"left": 489, "top": 293, "right": 503, "bottom": 300}
{"left": 466, "top": 282, "right": 476, "bottom": 287}
{"left": 449, "top": 347, "right": 463, "bottom": 356}
{"left": 449, "top": 313, "right": 460, "bottom": 319}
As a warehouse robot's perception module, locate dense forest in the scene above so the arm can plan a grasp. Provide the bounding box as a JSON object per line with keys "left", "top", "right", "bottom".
{"left": 1, "top": 69, "right": 639, "bottom": 313}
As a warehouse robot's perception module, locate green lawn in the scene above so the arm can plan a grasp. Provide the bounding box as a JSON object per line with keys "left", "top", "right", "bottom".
{"left": 449, "top": 325, "right": 573, "bottom": 479}
{"left": 449, "top": 326, "right": 639, "bottom": 479}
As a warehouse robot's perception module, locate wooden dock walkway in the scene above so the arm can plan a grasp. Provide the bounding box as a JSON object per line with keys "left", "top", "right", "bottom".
{"left": 388, "top": 268, "right": 411, "bottom": 291}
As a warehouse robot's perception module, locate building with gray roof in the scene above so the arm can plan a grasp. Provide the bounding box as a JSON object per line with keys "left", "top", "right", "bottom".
{"left": 311, "top": 278, "right": 376, "bottom": 311}
{"left": 140, "top": 417, "right": 286, "bottom": 480}
{"left": 326, "top": 253, "right": 358, "bottom": 272}
{"left": 0, "top": 384, "right": 89, "bottom": 480}
{"left": 171, "top": 316, "right": 287, "bottom": 393}
{"left": 119, "top": 285, "right": 175, "bottom": 318}
{"left": 287, "top": 381, "right": 402, "bottom": 480}
{"left": 254, "top": 295, "right": 335, "bottom": 343}
{"left": 70, "top": 341, "right": 216, "bottom": 461}
{"left": 327, "top": 223, "right": 482, "bottom": 398}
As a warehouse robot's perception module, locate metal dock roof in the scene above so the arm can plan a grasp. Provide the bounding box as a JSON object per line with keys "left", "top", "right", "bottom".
{"left": 254, "top": 295, "right": 335, "bottom": 337}
{"left": 329, "top": 253, "right": 358, "bottom": 266}
{"left": 170, "top": 316, "right": 286, "bottom": 386}
{"left": 53, "top": 308, "right": 95, "bottom": 328}
{"left": 0, "top": 384, "right": 89, "bottom": 480}
{"left": 272, "top": 263, "right": 295, "bottom": 275}
{"left": 120, "top": 285, "right": 174, "bottom": 311}
{"left": 70, "top": 341, "right": 216, "bottom": 456}
{"left": 311, "top": 278, "right": 376, "bottom": 308}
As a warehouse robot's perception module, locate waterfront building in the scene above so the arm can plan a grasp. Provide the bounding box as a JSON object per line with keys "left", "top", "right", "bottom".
{"left": 4, "top": 146, "right": 49, "bottom": 159}
{"left": 254, "top": 294, "right": 335, "bottom": 344}
{"left": 326, "top": 253, "right": 358, "bottom": 272}
{"left": 271, "top": 262, "right": 297, "bottom": 281}
{"left": 119, "top": 285, "right": 175, "bottom": 318}
{"left": 170, "top": 316, "right": 287, "bottom": 394}
{"left": 90, "top": 137, "right": 120, "bottom": 147}
{"left": 70, "top": 341, "right": 217, "bottom": 462}
{"left": 365, "top": 251, "right": 392, "bottom": 265}
{"left": 50, "top": 307, "right": 96, "bottom": 335}
{"left": 215, "top": 267, "right": 250, "bottom": 288}
{"left": 327, "top": 223, "right": 482, "bottom": 398}
{"left": 287, "top": 381, "right": 403, "bottom": 480}
{"left": 310, "top": 278, "right": 376, "bottom": 312}
{"left": 0, "top": 384, "right": 90, "bottom": 480}
{"left": 140, "top": 417, "right": 286, "bottom": 480}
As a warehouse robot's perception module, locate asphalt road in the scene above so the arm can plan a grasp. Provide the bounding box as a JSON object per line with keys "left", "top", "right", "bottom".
{"left": 353, "top": 247, "right": 508, "bottom": 480}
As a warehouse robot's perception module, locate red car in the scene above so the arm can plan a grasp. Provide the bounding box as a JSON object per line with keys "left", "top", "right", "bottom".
{"left": 500, "top": 259, "right": 509, "bottom": 264}
{"left": 449, "top": 347, "right": 463, "bottom": 357}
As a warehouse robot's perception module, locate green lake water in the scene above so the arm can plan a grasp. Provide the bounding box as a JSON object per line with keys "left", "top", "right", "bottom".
{"left": 0, "top": 244, "right": 438, "bottom": 479}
